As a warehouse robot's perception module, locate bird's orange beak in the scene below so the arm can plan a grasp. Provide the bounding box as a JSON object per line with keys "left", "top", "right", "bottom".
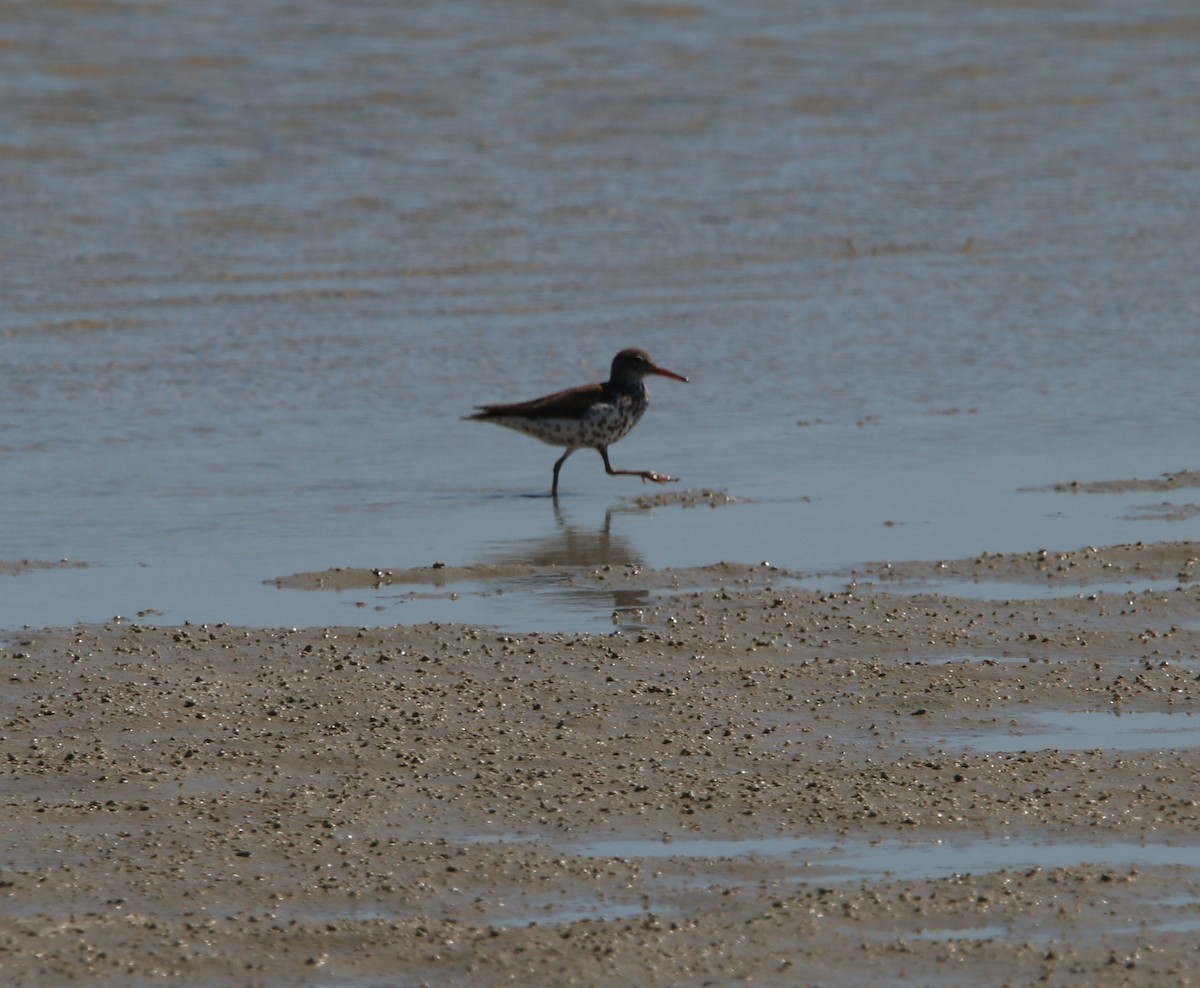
{"left": 651, "top": 364, "right": 688, "bottom": 383}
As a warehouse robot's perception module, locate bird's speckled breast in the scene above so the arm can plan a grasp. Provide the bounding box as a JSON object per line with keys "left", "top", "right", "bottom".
{"left": 580, "top": 388, "right": 648, "bottom": 447}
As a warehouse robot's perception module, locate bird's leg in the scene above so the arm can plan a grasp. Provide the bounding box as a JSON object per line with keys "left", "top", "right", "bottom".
{"left": 551, "top": 448, "right": 576, "bottom": 497}
{"left": 598, "top": 446, "right": 677, "bottom": 485}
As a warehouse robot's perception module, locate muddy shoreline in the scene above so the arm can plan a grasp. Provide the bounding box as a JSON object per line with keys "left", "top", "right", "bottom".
{"left": 3, "top": 541, "right": 1200, "bottom": 986}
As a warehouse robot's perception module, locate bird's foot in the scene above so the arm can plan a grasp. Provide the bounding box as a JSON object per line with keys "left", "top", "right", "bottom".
{"left": 640, "top": 471, "right": 678, "bottom": 485}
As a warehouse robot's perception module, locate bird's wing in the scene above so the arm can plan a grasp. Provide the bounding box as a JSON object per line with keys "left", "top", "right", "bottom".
{"left": 470, "top": 382, "right": 606, "bottom": 420}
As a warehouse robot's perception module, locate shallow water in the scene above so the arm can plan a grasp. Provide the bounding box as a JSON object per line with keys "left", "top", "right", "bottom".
{"left": 570, "top": 834, "right": 1196, "bottom": 880}
{"left": 935, "top": 709, "right": 1200, "bottom": 754}
{"left": 447, "top": 829, "right": 1200, "bottom": 931}
{"left": 3, "top": 0, "right": 1199, "bottom": 631}
{"left": 518, "top": 833, "right": 1200, "bottom": 929}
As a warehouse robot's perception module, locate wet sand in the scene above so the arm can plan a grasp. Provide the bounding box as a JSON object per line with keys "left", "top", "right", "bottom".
{"left": 4, "top": 540, "right": 1200, "bottom": 986}
{"left": 0, "top": 560, "right": 90, "bottom": 578}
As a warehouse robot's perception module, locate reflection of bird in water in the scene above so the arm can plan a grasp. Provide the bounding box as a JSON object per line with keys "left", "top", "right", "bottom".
{"left": 480, "top": 502, "right": 654, "bottom": 622}
{"left": 467, "top": 348, "right": 687, "bottom": 496}
{"left": 484, "top": 502, "right": 641, "bottom": 569}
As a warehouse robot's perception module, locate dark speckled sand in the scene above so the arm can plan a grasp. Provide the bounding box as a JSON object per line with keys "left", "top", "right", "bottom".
{"left": 3, "top": 540, "right": 1200, "bottom": 986}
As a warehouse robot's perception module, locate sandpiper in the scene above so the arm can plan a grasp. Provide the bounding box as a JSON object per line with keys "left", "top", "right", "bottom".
{"left": 467, "top": 348, "right": 688, "bottom": 496}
